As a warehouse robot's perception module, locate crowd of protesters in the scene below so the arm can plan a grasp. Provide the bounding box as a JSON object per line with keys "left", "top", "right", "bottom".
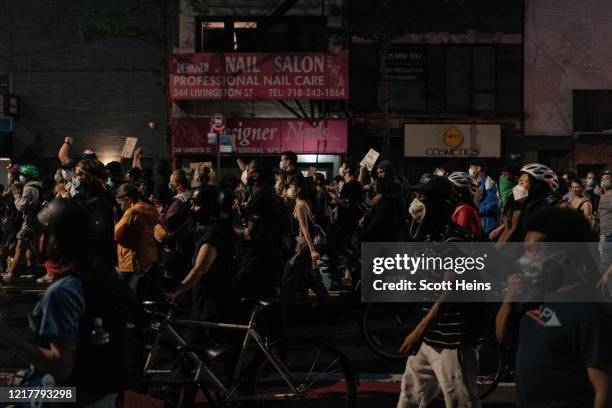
{"left": 0, "top": 135, "right": 610, "bottom": 407}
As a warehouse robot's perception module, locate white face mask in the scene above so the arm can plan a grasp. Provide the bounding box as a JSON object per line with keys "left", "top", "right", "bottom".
{"left": 19, "top": 175, "right": 26, "bottom": 183}
{"left": 434, "top": 169, "right": 445, "bottom": 177}
{"left": 408, "top": 198, "right": 426, "bottom": 223}
{"left": 512, "top": 185, "right": 529, "bottom": 201}
{"left": 338, "top": 166, "right": 345, "bottom": 177}
{"left": 279, "top": 162, "right": 284, "bottom": 171}
{"left": 240, "top": 169, "right": 248, "bottom": 186}
{"left": 468, "top": 168, "right": 476, "bottom": 177}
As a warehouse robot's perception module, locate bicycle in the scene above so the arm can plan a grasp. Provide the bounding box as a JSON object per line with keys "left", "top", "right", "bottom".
{"left": 141, "top": 297, "right": 359, "bottom": 407}
{"left": 360, "top": 302, "right": 504, "bottom": 400}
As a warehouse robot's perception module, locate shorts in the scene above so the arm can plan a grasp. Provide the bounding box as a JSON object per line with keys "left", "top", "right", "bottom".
{"left": 16, "top": 227, "right": 38, "bottom": 243}
{"left": 1, "top": 220, "right": 20, "bottom": 246}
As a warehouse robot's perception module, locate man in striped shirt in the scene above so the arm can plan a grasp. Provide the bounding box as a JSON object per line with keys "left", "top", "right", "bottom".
{"left": 398, "top": 175, "right": 483, "bottom": 408}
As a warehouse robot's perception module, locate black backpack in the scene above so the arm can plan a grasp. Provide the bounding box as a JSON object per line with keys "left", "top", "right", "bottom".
{"left": 73, "top": 271, "right": 144, "bottom": 394}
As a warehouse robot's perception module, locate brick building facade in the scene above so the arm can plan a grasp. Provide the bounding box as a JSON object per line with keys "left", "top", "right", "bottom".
{"left": 0, "top": 0, "right": 175, "bottom": 173}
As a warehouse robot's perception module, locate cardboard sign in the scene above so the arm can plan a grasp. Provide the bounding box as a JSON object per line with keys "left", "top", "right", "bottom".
{"left": 360, "top": 148, "right": 380, "bottom": 171}
{"left": 121, "top": 137, "right": 139, "bottom": 159}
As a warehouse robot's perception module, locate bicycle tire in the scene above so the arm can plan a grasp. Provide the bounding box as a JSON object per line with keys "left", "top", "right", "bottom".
{"left": 360, "top": 302, "right": 423, "bottom": 361}
{"left": 245, "top": 337, "right": 358, "bottom": 407}
{"left": 475, "top": 330, "right": 504, "bottom": 400}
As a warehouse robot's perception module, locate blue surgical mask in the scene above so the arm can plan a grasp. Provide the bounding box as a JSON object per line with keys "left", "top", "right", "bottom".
{"left": 586, "top": 178, "right": 596, "bottom": 188}
{"left": 72, "top": 177, "right": 80, "bottom": 189}
{"left": 107, "top": 178, "right": 116, "bottom": 189}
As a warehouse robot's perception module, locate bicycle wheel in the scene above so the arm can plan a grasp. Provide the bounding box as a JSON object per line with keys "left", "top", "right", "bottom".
{"left": 245, "top": 338, "right": 358, "bottom": 407}
{"left": 360, "top": 302, "right": 425, "bottom": 360}
{"left": 476, "top": 330, "right": 504, "bottom": 399}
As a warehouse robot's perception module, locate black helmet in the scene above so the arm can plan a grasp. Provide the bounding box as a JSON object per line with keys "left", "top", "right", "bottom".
{"left": 37, "top": 199, "right": 94, "bottom": 259}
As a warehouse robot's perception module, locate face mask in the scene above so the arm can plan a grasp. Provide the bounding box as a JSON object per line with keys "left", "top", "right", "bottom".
{"left": 468, "top": 168, "right": 476, "bottom": 177}
{"left": 338, "top": 166, "right": 345, "bottom": 177}
{"left": 72, "top": 177, "right": 80, "bottom": 190}
{"left": 512, "top": 185, "right": 529, "bottom": 201}
{"left": 168, "top": 183, "right": 176, "bottom": 194}
{"left": 241, "top": 170, "right": 248, "bottom": 186}
{"left": 279, "top": 162, "right": 284, "bottom": 171}
{"left": 19, "top": 175, "right": 26, "bottom": 183}
{"left": 602, "top": 180, "right": 612, "bottom": 191}
{"left": 434, "top": 169, "right": 445, "bottom": 177}
{"left": 516, "top": 251, "right": 546, "bottom": 286}
{"left": 61, "top": 169, "right": 74, "bottom": 181}
{"left": 586, "top": 178, "right": 596, "bottom": 188}
{"left": 107, "top": 178, "right": 116, "bottom": 189}
{"left": 408, "top": 198, "right": 426, "bottom": 223}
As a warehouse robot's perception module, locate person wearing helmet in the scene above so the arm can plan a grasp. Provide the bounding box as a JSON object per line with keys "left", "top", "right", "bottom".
{"left": 114, "top": 183, "right": 159, "bottom": 283}
{"left": 2, "top": 164, "right": 44, "bottom": 283}
{"left": 448, "top": 172, "right": 483, "bottom": 241}
{"left": 510, "top": 163, "right": 560, "bottom": 243}
{"left": 398, "top": 174, "right": 482, "bottom": 408}
{"left": 168, "top": 185, "right": 236, "bottom": 344}
{"left": 0, "top": 199, "right": 139, "bottom": 406}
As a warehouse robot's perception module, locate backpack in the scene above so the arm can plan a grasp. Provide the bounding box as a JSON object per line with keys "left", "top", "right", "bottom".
{"left": 73, "top": 271, "right": 144, "bottom": 394}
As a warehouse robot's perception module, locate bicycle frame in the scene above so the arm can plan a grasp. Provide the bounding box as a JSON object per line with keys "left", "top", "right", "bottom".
{"left": 144, "top": 304, "right": 298, "bottom": 402}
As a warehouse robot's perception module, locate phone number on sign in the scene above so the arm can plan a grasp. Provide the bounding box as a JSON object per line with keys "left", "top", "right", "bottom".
{"left": 285, "top": 88, "right": 346, "bottom": 98}
{"left": 1, "top": 387, "right": 75, "bottom": 402}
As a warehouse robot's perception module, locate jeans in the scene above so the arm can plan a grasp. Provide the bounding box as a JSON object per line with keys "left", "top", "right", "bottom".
{"left": 397, "top": 342, "right": 481, "bottom": 408}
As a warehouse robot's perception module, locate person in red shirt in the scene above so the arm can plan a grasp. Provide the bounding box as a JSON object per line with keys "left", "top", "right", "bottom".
{"left": 448, "top": 172, "right": 483, "bottom": 241}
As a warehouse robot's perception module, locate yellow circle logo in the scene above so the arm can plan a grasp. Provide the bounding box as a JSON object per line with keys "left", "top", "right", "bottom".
{"left": 443, "top": 126, "right": 464, "bottom": 148}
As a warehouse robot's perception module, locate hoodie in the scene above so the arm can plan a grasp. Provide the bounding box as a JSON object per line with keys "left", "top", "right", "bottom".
{"left": 14, "top": 180, "right": 44, "bottom": 229}
{"left": 115, "top": 201, "right": 159, "bottom": 273}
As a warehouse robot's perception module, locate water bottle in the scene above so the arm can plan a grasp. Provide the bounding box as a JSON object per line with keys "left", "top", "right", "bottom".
{"left": 89, "top": 318, "right": 110, "bottom": 345}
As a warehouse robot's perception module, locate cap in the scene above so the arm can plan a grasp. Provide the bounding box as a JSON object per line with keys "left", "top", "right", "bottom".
{"left": 407, "top": 173, "right": 436, "bottom": 191}
{"left": 407, "top": 174, "right": 453, "bottom": 200}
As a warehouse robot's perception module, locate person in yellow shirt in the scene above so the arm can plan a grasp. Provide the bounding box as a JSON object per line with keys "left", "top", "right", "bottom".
{"left": 114, "top": 183, "right": 159, "bottom": 281}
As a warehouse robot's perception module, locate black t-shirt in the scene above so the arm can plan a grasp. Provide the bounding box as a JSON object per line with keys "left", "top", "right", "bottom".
{"left": 241, "top": 185, "right": 282, "bottom": 268}
{"left": 192, "top": 220, "right": 236, "bottom": 321}
{"left": 516, "top": 285, "right": 612, "bottom": 408}
{"left": 337, "top": 180, "right": 363, "bottom": 234}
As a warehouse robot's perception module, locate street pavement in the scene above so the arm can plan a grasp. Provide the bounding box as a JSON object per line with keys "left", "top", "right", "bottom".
{"left": 0, "top": 282, "right": 517, "bottom": 407}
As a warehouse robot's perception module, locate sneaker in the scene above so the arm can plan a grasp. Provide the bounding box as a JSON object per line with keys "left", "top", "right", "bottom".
{"left": 36, "top": 274, "right": 53, "bottom": 285}
{"left": 1, "top": 273, "right": 14, "bottom": 283}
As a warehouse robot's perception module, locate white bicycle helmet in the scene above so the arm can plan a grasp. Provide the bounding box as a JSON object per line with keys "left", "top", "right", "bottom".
{"left": 520, "top": 163, "right": 559, "bottom": 191}
{"left": 448, "top": 171, "right": 478, "bottom": 194}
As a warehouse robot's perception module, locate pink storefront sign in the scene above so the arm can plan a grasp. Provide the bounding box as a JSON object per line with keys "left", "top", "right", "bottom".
{"left": 169, "top": 52, "right": 348, "bottom": 100}
{"left": 172, "top": 118, "right": 348, "bottom": 155}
